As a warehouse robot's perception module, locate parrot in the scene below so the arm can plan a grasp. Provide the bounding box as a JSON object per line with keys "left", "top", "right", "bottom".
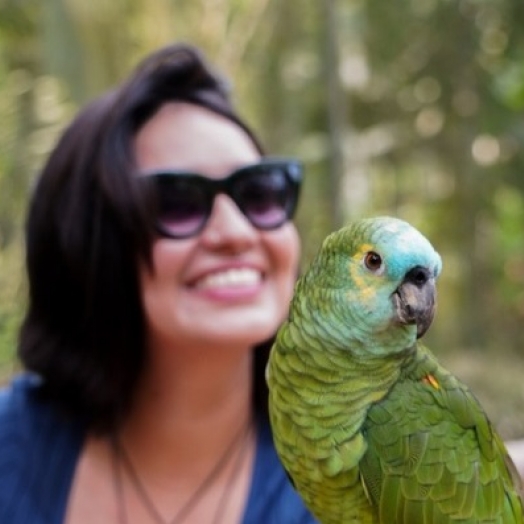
{"left": 267, "top": 216, "right": 523, "bottom": 524}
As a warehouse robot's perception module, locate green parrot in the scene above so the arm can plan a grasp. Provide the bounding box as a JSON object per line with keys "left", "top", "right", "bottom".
{"left": 267, "top": 216, "right": 523, "bottom": 523}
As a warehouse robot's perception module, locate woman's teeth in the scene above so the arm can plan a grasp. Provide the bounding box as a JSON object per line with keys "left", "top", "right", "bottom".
{"left": 195, "top": 268, "right": 261, "bottom": 289}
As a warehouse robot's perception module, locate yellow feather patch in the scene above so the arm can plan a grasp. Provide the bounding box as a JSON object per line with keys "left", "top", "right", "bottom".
{"left": 347, "top": 243, "right": 378, "bottom": 304}
{"left": 422, "top": 374, "right": 440, "bottom": 390}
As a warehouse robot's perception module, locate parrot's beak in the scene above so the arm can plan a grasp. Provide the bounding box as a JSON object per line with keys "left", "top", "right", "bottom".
{"left": 392, "top": 266, "right": 437, "bottom": 338}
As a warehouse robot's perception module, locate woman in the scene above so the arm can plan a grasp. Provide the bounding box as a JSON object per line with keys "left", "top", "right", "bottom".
{"left": 0, "top": 43, "right": 316, "bottom": 523}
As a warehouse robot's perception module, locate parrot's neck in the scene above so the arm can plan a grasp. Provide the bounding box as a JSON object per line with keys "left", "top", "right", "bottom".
{"left": 292, "top": 282, "right": 418, "bottom": 358}
{"left": 279, "top": 285, "right": 419, "bottom": 461}
{"left": 283, "top": 311, "right": 415, "bottom": 440}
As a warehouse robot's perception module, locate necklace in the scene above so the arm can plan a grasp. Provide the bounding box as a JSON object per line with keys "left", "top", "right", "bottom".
{"left": 112, "top": 418, "right": 253, "bottom": 524}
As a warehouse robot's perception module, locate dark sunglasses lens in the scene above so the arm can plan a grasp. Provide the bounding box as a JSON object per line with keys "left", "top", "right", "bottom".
{"left": 236, "top": 167, "right": 297, "bottom": 229}
{"left": 155, "top": 177, "right": 208, "bottom": 238}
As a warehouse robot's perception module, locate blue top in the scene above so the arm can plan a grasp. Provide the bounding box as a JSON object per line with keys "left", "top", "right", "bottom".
{"left": 0, "top": 374, "right": 317, "bottom": 524}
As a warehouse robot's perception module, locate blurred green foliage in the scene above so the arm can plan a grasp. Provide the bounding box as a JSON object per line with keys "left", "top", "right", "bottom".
{"left": 0, "top": 0, "right": 523, "bottom": 434}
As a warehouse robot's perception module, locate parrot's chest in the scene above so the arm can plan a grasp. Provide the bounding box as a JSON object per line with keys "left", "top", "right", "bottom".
{"left": 268, "top": 365, "right": 392, "bottom": 523}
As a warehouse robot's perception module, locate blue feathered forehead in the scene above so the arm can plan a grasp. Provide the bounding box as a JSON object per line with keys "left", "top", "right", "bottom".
{"left": 361, "top": 216, "right": 442, "bottom": 279}
{"left": 328, "top": 216, "right": 443, "bottom": 281}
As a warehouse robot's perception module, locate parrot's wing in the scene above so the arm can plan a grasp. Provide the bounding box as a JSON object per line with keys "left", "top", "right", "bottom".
{"left": 360, "top": 356, "right": 523, "bottom": 524}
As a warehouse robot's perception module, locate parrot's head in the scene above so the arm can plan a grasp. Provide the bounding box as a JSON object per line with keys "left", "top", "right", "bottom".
{"left": 298, "top": 216, "right": 442, "bottom": 355}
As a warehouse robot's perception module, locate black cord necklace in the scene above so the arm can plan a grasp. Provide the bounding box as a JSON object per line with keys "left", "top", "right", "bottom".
{"left": 112, "top": 419, "right": 253, "bottom": 524}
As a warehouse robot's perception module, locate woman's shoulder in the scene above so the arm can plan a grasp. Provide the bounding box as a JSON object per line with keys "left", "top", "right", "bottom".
{"left": 0, "top": 372, "right": 84, "bottom": 450}
{"left": 0, "top": 373, "right": 85, "bottom": 522}
{"left": 0, "top": 373, "right": 43, "bottom": 428}
{"left": 243, "top": 419, "right": 318, "bottom": 524}
{"left": 0, "top": 373, "right": 70, "bottom": 464}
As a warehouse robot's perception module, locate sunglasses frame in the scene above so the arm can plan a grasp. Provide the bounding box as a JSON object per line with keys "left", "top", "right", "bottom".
{"left": 141, "top": 158, "right": 303, "bottom": 239}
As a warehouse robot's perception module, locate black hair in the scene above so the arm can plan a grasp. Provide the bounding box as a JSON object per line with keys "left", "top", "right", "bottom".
{"left": 18, "top": 43, "right": 272, "bottom": 432}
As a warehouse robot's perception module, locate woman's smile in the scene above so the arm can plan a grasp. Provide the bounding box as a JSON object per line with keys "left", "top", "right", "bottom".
{"left": 192, "top": 267, "right": 263, "bottom": 290}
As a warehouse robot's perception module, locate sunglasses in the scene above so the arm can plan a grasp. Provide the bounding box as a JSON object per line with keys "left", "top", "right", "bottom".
{"left": 142, "top": 158, "right": 302, "bottom": 239}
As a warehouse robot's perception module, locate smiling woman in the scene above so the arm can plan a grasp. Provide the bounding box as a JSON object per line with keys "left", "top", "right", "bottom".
{"left": 0, "top": 43, "right": 316, "bottom": 524}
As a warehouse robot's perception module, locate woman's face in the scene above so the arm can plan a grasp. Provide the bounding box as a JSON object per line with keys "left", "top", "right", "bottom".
{"left": 135, "top": 102, "right": 300, "bottom": 352}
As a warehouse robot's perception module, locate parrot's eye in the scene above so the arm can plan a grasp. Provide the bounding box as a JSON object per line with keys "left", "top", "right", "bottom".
{"left": 364, "top": 251, "right": 383, "bottom": 272}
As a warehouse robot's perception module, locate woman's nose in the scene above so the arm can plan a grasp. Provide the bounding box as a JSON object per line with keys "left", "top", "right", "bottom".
{"left": 199, "top": 194, "right": 258, "bottom": 250}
